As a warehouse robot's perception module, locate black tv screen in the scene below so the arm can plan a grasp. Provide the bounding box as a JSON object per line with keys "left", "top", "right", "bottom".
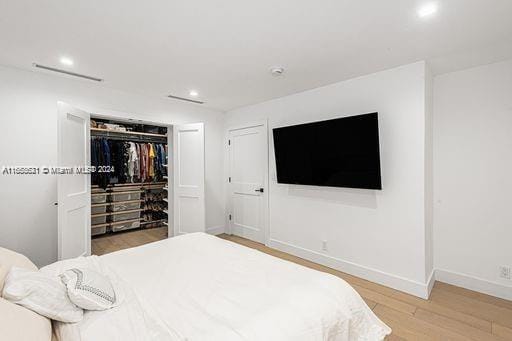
{"left": 272, "top": 112, "right": 382, "bottom": 190}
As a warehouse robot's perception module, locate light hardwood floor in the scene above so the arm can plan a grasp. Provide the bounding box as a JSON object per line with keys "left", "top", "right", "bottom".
{"left": 91, "top": 226, "right": 168, "bottom": 255}
{"left": 92, "top": 231, "right": 512, "bottom": 340}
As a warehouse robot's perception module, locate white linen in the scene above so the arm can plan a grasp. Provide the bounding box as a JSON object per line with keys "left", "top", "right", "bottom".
{"left": 44, "top": 256, "right": 183, "bottom": 341}
{"left": 108, "top": 233, "right": 390, "bottom": 340}
{"left": 2, "top": 267, "right": 83, "bottom": 322}
{"left": 53, "top": 233, "right": 391, "bottom": 340}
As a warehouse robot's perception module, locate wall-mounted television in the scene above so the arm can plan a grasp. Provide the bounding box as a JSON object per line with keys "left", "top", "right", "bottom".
{"left": 272, "top": 112, "right": 382, "bottom": 190}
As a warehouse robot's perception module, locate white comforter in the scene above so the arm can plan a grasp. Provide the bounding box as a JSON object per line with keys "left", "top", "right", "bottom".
{"left": 46, "top": 233, "right": 391, "bottom": 340}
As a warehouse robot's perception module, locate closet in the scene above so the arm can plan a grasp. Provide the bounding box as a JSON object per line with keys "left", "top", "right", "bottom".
{"left": 89, "top": 117, "right": 169, "bottom": 237}
{"left": 56, "top": 102, "right": 205, "bottom": 260}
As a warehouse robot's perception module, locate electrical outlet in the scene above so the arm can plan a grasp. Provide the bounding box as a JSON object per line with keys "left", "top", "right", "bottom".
{"left": 499, "top": 266, "right": 511, "bottom": 280}
{"left": 322, "top": 240, "right": 328, "bottom": 251}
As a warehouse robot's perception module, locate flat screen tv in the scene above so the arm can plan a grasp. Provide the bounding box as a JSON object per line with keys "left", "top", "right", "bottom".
{"left": 272, "top": 112, "right": 382, "bottom": 190}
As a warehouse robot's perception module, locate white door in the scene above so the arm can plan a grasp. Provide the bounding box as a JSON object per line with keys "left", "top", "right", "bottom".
{"left": 228, "top": 123, "right": 268, "bottom": 243}
{"left": 57, "top": 102, "right": 91, "bottom": 260}
{"left": 173, "top": 123, "right": 205, "bottom": 235}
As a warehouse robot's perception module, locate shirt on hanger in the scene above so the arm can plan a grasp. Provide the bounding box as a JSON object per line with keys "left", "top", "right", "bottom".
{"left": 148, "top": 143, "right": 156, "bottom": 178}
{"left": 127, "top": 142, "right": 138, "bottom": 182}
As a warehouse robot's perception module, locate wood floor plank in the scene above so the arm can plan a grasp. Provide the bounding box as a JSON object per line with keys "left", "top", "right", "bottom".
{"left": 379, "top": 317, "right": 434, "bottom": 341}
{"left": 92, "top": 227, "right": 167, "bottom": 256}
{"left": 363, "top": 298, "right": 377, "bottom": 310}
{"left": 492, "top": 323, "right": 512, "bottom": 340}
{"left": 353, "top": 284, "right": 417, "bottom": 315}
{"left": 430, "top": 291, "right": 512, "bottom": 329}
{"left": 385, "top": 334, "right": 408, "bottom": 341}
{"left": 434, "top": 282, "right": 512, "bottom": 312}
{"left": 419, "top": 299, "right": 492, "bottom": 333}
{"left": 414, "top": 308, "right": 501, "bottom": 341}
{"left": 374, "top": 304, "right": 471, "bottom": 341}
{"left": 93, "top": 236, "right": 113, "bottom": 249}
{"left": 339, "top": 275, "right": 492, "bottom": 333}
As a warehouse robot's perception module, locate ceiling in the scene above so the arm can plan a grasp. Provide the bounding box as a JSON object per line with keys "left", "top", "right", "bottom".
{"left": 1, "top": 0, "right": 512, "bottom": 111}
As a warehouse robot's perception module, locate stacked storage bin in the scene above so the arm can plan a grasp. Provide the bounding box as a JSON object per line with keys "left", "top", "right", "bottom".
{"left": 90, "top": 185, "right": 143, "bottom": 236}
{"left": 110, "top": 185, "right": 143, "bottom": 232}
{"left": 91, "top": 189, "right": 110, "bottom": 236}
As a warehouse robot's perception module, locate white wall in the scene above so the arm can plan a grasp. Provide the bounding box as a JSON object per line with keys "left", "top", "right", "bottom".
{"left": 433, "top": 59, "right": 512, "bottom": 300}
{"left": 225, "top": 62, "right": 433, "bottom": 297}
{"left": 0, "top": 65, "right": 225, "bottom": 267}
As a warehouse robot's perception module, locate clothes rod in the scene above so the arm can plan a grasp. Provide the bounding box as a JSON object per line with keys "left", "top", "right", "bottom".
{"left": 91, "top": 134, "right": 167, "bottom": 143}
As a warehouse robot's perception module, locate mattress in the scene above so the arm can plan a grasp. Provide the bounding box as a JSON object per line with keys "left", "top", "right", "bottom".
{"left": 50, "top": 233, "right": 391, "bottom": 340}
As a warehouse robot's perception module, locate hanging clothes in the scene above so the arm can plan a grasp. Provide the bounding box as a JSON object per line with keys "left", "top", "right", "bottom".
{"left": 91, "top": 137, "right": 110, "bottom": 189}
{"left": 141, "top": 143, "right": 148, "bottom": 182}
{"left": 154, "top": 144, "right": 167, "bottom": 178}
{"left": 90, "top": 137, "right": 167, "bottom": 186}
{"left": 148, "top": 143, "right": 155, "bottom": 178}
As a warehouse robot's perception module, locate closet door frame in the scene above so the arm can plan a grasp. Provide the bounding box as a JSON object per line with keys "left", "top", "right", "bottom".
{"left": 84, "top": 112, "right": 207, "bottom": 240}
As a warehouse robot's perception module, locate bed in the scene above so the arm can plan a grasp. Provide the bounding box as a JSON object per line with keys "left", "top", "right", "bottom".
{"left": 1, "top": 233, "right": 391, "bottom": 340}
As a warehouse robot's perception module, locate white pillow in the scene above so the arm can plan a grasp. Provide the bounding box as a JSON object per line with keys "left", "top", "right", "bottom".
{"left": 60, "top": 268, "right": 117, "bottom": 310}
{"left": 2, "top": 267, "right": 83, "bottom": 322}
{"left": 0, "top": 246, "right": 38, "bottom": 294}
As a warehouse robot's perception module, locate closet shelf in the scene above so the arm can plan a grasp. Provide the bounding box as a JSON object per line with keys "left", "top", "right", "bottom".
{"left": 92, "top": 219, "right": 144, "bottom": 229}
{"left": 91, "top": 222, "right": 110, "bottom": 228}
{"left": 91, "top": 208, "right": 143, "bottom": 218}
{"left": 163, "top": 209, "right": 169, "bottom": 215}
{"left": 91, "top": 127, "right": 167, "bottom": 138}
{"left": 91, "top": 199, "right": 143, "bottom": 207}
{"left": 163, "top": 187, "right": 169, "bottom": 191}
{"left": 107, "top": 190, "right": 143, "bottom": 195}
{"left": 144, "top": 185, "right": 165, "bottom": 191}
{"left": 141, "top": 219, "right": 167, "bottom": 225}
{"left": 110, "top": 218, "right": 144, "bottom": 226}
{"left": 92, "top": 182, "right": 166, "bottom": 189}
{"left": 91, "top": 192, "right": 109, "bottom": 197}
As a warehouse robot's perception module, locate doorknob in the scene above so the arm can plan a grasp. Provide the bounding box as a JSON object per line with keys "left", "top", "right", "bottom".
{"left": 255, "top": 188, "right": 264, "bottom": 193}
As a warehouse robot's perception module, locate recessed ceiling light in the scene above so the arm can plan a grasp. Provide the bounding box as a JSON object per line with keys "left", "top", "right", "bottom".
{"left": 189, "top": 90, "right": 199, "bottom": 97}
{"left": 59, "top": 56, "right": 74, "bottom": 66}
{"left": 417, "top": 2, "right": 438, "bottom": 18}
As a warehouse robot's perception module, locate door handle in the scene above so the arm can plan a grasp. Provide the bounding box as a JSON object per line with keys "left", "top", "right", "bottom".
{"left": 255, "top": 188, "right": 264, "bottom": 193}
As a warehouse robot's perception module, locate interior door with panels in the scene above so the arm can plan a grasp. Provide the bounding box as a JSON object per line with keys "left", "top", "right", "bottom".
{"left": 173, "top": 123, "right": 205, "bottom": 235}
{"left": 57, "top": 102, "right": 91, "bottom": 260}
{"left": 228, "top": 123, "right": 268, "bottom": 243}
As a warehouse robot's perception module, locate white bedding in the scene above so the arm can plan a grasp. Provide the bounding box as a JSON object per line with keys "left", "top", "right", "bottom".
{"left": 49, "top": 233, "right": 391, "bottom": 341}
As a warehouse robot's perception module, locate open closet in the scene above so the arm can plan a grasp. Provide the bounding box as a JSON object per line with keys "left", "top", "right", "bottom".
{"left": 56, "top": 102, "right": 205, "bottom": 260}
{"left": 90, "top": 117, "right": 170, "bottom": 240}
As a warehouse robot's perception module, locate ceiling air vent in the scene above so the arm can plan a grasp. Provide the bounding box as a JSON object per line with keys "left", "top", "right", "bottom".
{"left": 33, "top": 63, "right": 103, "bottom": 82}
{"left": 167, "top": 94, "right": 204, "bottom": 104}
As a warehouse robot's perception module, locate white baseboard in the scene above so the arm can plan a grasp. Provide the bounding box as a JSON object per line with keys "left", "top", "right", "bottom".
{"left": 206, "top": 225, "right": 225, "bottom": 235}
{"left": 435, "top": 269, "right": 512, "bottom": 301}
{"left": 267, "top": 238, "right": 431, "bottom": 299}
